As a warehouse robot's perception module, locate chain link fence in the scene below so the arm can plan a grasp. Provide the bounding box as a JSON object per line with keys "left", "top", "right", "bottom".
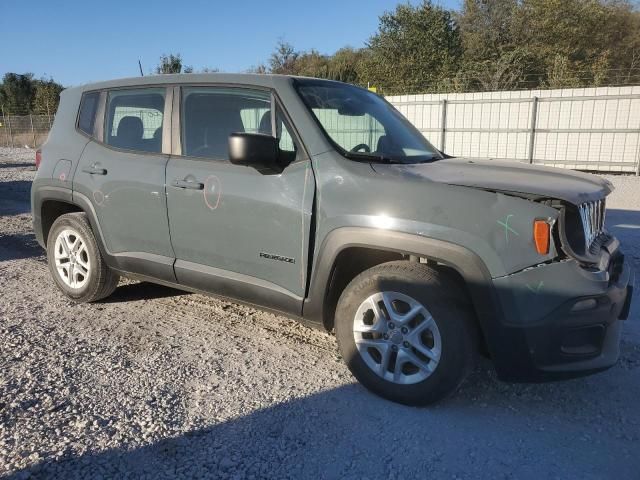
{"left": 1, "top": 107, "right": 54, "bottom": 149}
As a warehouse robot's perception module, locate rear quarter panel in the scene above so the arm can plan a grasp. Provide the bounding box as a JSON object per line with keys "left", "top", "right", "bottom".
{"left": 31, "top": 87, "right": 90, "bottom": 244}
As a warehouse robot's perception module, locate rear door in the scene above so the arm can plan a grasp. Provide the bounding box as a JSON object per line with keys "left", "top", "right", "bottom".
{"left": 165, "top": 86, "right": 314, "bottom": 313}
{"left": 73, "top": 87, "right": 175, "bottom": 282}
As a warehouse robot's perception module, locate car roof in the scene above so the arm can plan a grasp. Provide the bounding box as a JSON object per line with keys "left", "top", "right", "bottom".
{"left": 65, "top": 73, "right": 333, "bottom": 94}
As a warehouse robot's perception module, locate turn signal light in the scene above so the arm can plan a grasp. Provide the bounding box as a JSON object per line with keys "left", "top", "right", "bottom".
{"left": 35, "top": 149, "right": 42, "bottom": 170}
{"left": 533, "top": 220, "right": 550, "bottom": 255}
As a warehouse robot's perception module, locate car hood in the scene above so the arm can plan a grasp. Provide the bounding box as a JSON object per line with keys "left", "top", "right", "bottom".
{"left": 372, "top": 158, "right": 613, "bottom": 204}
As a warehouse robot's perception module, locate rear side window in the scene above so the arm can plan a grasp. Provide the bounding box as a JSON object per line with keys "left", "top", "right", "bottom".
{"left": 105, "top": 88, "right": 165, "bottom": 153}
{"left": 181, "top": 87, "right": 271, "bottom": 159}
{"left": 78, "top": 92, "right": 100, "bottom": 136}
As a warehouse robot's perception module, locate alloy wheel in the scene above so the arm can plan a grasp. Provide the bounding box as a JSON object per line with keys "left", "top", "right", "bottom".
{"left": 353, "top": 291, "right": 442, "bottom": 384}
{"left": 53, "top": 228, "right": 91, "bottom": 289}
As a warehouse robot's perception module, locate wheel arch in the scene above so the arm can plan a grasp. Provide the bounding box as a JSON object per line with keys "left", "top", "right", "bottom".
{"left": 33, "top": 187, "right": 109, "bottom": 260}
{"left": 302, "top": 227, "right": 503, "bottom": 352}
{"left": 40, "top": 200, "right": 83, "bottom": 247}
{"left": 32, "top": 186, "right": 76, "bottom": 248}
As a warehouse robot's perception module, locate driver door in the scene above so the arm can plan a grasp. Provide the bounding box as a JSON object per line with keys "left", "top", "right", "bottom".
{"left": 165, "top": 86, "right": 314, "bottom": 314}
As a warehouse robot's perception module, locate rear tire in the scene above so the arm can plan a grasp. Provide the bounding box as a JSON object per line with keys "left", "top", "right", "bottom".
{"left": 335, "top": 261, "right": 477, "bottom": 406}
{"left": 47, "top": 213, "right": 119, "bottom": 303}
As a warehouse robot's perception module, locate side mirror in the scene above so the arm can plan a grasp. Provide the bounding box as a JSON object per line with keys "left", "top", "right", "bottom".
{"left": 228, "top": 133, "right": 280, "bottom": 172}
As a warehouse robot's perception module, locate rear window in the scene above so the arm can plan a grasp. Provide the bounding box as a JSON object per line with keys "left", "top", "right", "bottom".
{"left": 105, "top": 88, "right": 165, "bottom": 153}
{"left": 77, "top": 92, "right": 99, "bottom": 136}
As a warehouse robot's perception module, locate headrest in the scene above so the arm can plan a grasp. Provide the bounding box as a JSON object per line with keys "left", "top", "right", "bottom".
{"left": 117, "top": 116, "right": 143, "bottom": 140}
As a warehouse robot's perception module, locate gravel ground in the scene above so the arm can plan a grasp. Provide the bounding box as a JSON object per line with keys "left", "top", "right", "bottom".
{"left": 1, "top": 146, "right": 639, "bottom": 479}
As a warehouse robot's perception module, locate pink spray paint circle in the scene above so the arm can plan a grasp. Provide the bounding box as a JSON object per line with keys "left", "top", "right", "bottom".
{"left": 203, "top": 175, "right": 222, "bottom": 210}
{"left": 93, "top": 190, "right": 105, "bottom": 206}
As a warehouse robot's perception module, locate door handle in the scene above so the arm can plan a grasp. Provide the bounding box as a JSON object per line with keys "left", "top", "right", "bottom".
{"left": 172, "top": 179, "right": 204, "bottom": 190}
{"left": 82, "top": 166, "right": 107, "bottom": 175}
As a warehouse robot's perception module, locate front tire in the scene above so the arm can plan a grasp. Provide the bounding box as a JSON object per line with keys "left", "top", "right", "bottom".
{"left": 47, "top": 213, "right": 119, "bottom": 303}
{"left": 335, "top": 261, "right": 477, "bottom": 406}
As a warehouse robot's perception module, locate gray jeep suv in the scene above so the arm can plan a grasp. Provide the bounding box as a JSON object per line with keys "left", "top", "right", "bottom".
{"left": 31, "top": 74, "right": 634, "bottom": 405}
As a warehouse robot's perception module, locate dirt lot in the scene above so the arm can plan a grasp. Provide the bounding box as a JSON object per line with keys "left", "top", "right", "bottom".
{"left": 1, "top": 146, "right": 639, "bottom": 479}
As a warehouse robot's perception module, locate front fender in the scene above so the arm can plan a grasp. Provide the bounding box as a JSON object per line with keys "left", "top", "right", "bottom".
{"left": 302, "top": 227, "right": 504, "bottom": 349}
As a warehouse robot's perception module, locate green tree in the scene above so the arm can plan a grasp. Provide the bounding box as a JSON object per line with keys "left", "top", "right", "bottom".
{"left": 269, "top": 40, "right": 299, "bottom": 74}
{"left": 457, "top": 49, "right": 534, "bottom": 91}
{"left": 458, "top": 0, "right": 640, "bottom": 90}
{"left": 593, "top": 0, "right": 640, "bottom": 85}
{"left": 458, "top": 0, "right": 519, "bottom": 60}
{"left": 327, "top": 47, "right": 365, "bottom": 83}
{"left": 0, "top": 73, "right": 35, "bottom": 113}
{"left": 265, "top": 40, "right": 366, "bottom": 83}
{"left": 257, "top": 0, "right": 640, "bottom": 92}
{"left": 32, "top": 78, "right": 64, "bottom": 114}
{"left": 457, "top": 0, "right": 534, "bottom": 91}
{"left": 513, "top": 0, "right": 626, "bottom": 87}
{"left": 293, "top": 50, "right": 330, "bottom": 78}
{"left": 156, "top": 53, "right": 183, "bottom": 74}
{"left": 359, "top": 1, "right": 462, "bottom": 94}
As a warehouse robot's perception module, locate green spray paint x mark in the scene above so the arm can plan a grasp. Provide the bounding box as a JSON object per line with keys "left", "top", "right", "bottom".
{"left": 497, "top": 214, "right": 519, "bottom": 243}
{"left": 526, "top": 281, "right": 544, "bottom": 294}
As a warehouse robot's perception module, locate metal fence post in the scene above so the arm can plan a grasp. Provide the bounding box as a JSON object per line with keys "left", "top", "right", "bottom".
{"left": 1, "top": 107, "right": 6, "bottom": 147}
{"left": 47, "top": 104, "right": 52, "bottom": 129}
{"left": 635, "top": 126, "right": 640, "bottom": 176}
{"left": 30, "top": 114, "right": 36, "bottom": 148}
{"left": 440, "top": 99, "right": 448, "bottom": 152}
{"left": 527, "top": 96, "right": 538, "bottom": 164}
{"left": 7, "top": 114, "right": 14, "bottom": 148}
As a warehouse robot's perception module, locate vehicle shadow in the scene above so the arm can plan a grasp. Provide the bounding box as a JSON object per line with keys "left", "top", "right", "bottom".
{"left": 104, "top": 281, "right": 188, "bottom": 303}
{"left": 0, "top": 180, "right": 32, "bottom": 216}
{"left": 0, "top": 161, "right": 35, "bottom": 169}
{"left": 0, "top": 232, "right": 45, "bottom": 262}
{"left": 3, "top": 209, "right": 640, "bottom": 478}
{"left": 606, "top": 208, "right": 640, "bottom": 246}
{"left": 7, "top": 369, "right": 640, "bottom": 480}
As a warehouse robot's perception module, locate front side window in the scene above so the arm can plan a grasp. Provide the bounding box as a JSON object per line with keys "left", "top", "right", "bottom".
{"left": 295, "top": 79, "right": 440, "bottom": 164}
{"left": 78, "top": 91, "right": 100, "bottom": 136}
{"left": 182, "top": 87, "right": 270, "bottom": 159}
{"left": 105, "top": 88, "right": 165, "bottom": 153}
{"left": 255, "top": 107, "right": 298, "bottom": 163}
{"left": 181, "top": 87, "right": 299, "bottom": 161}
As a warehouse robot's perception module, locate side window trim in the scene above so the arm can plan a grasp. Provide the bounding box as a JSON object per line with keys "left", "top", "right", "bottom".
{"left": 171, "top": 86, "right": 181, "bottom": 156}
{"left": 162, "top": 87, "right": 173, "bottom": 155}
{"left": 272, "top": 94, "right": 309, "bottom": 162}
{"left": 270, "top": 93, "right": 277, "bottom": 139}
{"left": 95, "top": 91, "right": 107, "bottom": 143}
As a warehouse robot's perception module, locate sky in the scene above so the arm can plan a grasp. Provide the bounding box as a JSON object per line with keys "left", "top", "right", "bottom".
{"left": 1, "top": 0, "right": 460, "bottom": 87}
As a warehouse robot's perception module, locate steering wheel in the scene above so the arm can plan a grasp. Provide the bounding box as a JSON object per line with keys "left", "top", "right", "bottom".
{"left": 351, "top": 143, "right": 371, "bottom": 153}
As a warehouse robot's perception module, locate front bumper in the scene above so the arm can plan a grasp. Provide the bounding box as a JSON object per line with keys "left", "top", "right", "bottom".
{"left": 489, "top": 240, "right": 634, "bottom": 382}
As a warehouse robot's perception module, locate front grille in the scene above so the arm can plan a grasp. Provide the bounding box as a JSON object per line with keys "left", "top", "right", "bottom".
{"left": 578, "top": 199, "right": 606, "bottom": 253}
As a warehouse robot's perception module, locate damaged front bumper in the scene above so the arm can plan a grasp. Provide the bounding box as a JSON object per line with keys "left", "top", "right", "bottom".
{"left": 488, "top": 237, "right": 634, "bottom": 382}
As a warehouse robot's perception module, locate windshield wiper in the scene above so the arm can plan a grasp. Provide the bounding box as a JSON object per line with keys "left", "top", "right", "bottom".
{"left": 343, "top": 151, "right": 402, "bottom": 164}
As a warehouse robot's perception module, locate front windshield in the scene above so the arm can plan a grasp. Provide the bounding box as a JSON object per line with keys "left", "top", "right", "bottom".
{"left": 295, "top": 79, "right": 441, "bottom": 164}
